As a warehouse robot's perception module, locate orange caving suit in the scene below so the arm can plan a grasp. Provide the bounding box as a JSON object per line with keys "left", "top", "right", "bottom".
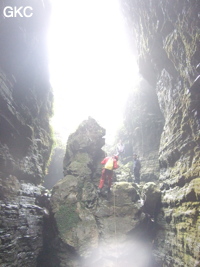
{"left": 98, "top": 157, "right": 119, "bottom": 189}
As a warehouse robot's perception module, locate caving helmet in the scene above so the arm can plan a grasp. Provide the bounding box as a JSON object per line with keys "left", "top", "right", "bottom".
{"left": 114, "top": 155, "right": 119, "bottom": 160}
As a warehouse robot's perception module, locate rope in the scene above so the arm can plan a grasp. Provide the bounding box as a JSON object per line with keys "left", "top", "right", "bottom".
{"left": 113, "top": 187, "right": 117, "bottom": 238}
{"left": 112, "top": 185, "right": 120, "bottom": 262}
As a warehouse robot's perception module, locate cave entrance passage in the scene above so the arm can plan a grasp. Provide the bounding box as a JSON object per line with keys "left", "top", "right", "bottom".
{"left": 48, "top": 0, "right": 139, "bottom": 145}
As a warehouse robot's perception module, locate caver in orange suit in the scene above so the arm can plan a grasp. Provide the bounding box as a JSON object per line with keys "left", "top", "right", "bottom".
{"left": 98, "top": 155, "right": 119, "bottom": 190}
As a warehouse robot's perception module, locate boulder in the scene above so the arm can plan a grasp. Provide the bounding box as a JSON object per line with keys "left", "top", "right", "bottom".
{"left": 142, "top": 182, "right": 161, "bottom": 218}
{"left": 51, "top": 117, "right": 105, "bottom": 260}
{"left": 50, "top": 118, "right": 154, "bottom": 266}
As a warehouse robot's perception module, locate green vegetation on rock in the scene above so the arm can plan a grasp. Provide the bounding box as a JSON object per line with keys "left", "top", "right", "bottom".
{"left": 55, "top": 204, "right": 80, "bottom": 235}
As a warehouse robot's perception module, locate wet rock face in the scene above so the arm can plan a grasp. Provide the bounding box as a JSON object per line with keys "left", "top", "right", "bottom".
{"left": 50, "top": 118, "right": 160, "bottom": 266}
{"left": 0, "top": 180, "right": 46, "bottom": 267}
{"left": 0, "top": 1, "right": 52, "bottom": 266}
{"left": 142, "top": 182, "right": 161, "bottom": 218}
{"left": 121, "top": 0, "right": 200, "bottom": 266}
{"left": 0, "top": 0, "right": 53, "bottom": 184}
{"left": 122, "top": 79, "right": 164, "bottom": 182}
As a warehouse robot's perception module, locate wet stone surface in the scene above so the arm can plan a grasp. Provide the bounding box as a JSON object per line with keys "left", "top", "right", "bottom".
{"left": 0, "top": 182, "right": 46, "bottom": 267}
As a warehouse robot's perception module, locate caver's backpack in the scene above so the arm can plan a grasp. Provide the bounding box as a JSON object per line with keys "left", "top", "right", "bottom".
{"left": 104, "top": 157, "right": 114, "bottom": 170}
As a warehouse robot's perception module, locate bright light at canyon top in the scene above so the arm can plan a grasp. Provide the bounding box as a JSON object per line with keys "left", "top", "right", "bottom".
{"left": 48, "top": 0, "right": 139, "bottom": 144}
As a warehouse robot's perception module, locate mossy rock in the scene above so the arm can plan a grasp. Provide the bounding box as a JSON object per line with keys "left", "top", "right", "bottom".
{"left": 142, "top": 182, "right": 161, "bottom": 217}
{"left": 81, "top": 181, "right": 97, "bottom": 208}
{"left": 55, "top": 204, "right": 80, "bottom": 236}
{"left": 50, "top": 175, "right": 78, "bottom": 212}
{"left": 185, "top": 178, "right": 200, "bottom": 201}
{"left": 55, "top": 202, "right": 99, "bottom": 256}
{"left": 66, "top": 160, "right": 92, "bottom": 178}
{"left": 112, "top": 182, "right": 140, "bottom": 205}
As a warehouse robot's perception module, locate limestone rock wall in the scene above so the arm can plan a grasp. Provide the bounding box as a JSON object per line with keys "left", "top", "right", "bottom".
{"left": 0, "top": 178, "right": 46, "bottom": 267}
{"left": 122, "top": 79, "right": 164, "bottom": 182}
{"left": 0, "top": 0, "right": 53, "bottom": 184}
{"left": 0, "top": 1, "right": 53, "bottom": 266}
{"left": 121, "top": 0, "right": 200, "bottom": 266}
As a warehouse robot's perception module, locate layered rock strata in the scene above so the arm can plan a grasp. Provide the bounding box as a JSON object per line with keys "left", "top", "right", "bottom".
{"left": 0, "top": 176, "right": 47, "bottom": 267}
{"left": 121, "top": 0, "right": 200, "bottom": 266}
{"left": 0, "top": 1, "right": 53, "bottom": 266}
{"left": 0, "top": 0, "right": 52, "bottom": 184}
